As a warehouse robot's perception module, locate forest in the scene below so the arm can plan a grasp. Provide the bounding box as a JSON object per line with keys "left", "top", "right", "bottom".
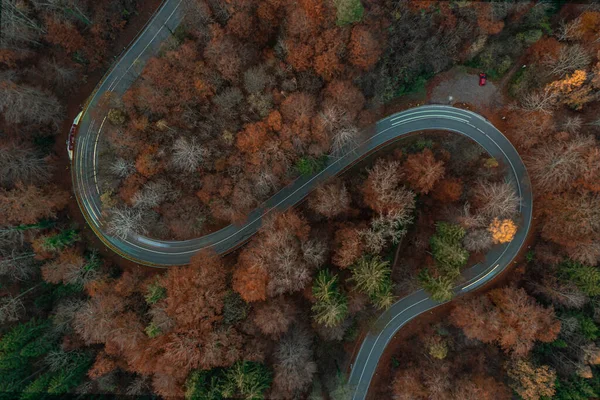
{"left": 1, "top": 0, "right": 600, "bottom": 399}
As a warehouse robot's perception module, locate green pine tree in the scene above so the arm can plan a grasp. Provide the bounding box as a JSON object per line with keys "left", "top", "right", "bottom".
{"left": 350, "top": 255, "right": 395, "bottom": 309}
{"left": 312, "top": 270, "right": 348, "bottom": 327}
{"left": 419, "top": 270, "right": 455, "bottom": 303}
{"left": 561, "top": 260, "right": 600, "bottom": 297}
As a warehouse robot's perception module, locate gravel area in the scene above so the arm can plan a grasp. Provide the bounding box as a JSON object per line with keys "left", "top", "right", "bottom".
{"left": 430, "top": 73, "right": 503, "bottom": 109}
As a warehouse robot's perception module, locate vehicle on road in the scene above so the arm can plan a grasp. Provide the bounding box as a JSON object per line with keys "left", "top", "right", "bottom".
{"left": 67, "top": 111, "right": 83, "bottom": 161}
{"left": 479, "top": 72, "right": 487, "bottom": 86}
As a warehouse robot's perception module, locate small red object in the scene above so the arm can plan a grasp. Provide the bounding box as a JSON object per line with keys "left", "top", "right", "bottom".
{"left": 479, "top": 72, "right": 487, "bottom": 86}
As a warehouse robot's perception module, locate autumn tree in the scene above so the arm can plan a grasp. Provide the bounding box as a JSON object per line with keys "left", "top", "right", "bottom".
{"left": 252, "top": 297, "right": 297, "bottom": 337}
{"left": 161, "top": 249, "right": 227, "bottom": 329}
{"left": 307, "top": 179, "right": 350, "bottom": 218}
{"left": 432, "top": 178, "right": 463, "bottom": 203}
{"left": 233, "top": 210, "right": 324, "bottom": 300}
{"left": 332, "top": 224, "right": 365, "bottom": 269}
{"left": 539, "top": 191, "right": 600, "bottom": 260}
{"left": 450, "top": 287, "right": 560, "bottom": 356}
{"left": 506, "top": 359, "right": 556, "bottom": 400}
{"left": 348, "top": 25, "right": 382, "bottom": 70}
{"left": 488, "top": 218, "right": 517, "bottom": 244}
{"left": 403, "top": 149, "right": 445, "bottom": 194}
{"left": 0, "top": 183, "right": 68, "bottom": 226}
{"left": 362, "top": 158, "right": 416, "bottom": 215}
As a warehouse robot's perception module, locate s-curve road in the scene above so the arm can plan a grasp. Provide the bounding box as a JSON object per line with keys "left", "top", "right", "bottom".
{"left": 71, "top": 1, "right": 532, "bottom": 398}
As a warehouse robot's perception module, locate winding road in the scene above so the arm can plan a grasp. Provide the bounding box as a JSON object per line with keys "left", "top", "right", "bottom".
{"left": 71, "top": 1, "right": 532, "bottom": 398}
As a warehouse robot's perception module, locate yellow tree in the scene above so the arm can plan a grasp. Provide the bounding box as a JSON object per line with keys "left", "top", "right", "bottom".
{"left": 489, "top": 218, "right": 517, "bottom": 244}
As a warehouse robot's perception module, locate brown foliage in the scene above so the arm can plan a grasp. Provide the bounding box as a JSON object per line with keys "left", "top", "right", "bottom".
{"left": 88, "top": 351, "right": 117, "bottom": 379}
{"left": 135, "top": 145, "right": 162, "bottom": 178}
{"left": 540, "top": 191, "right": 600, "bottom": 252}
{"left": 44, "top": 17, "right": 85, "bottom": 54}
{"left": 252, "top": 297, "right": 297, "bottom": 337}
{"left": 450, "top": 287, "right": 560, "bottom": 356}
{"left": 161, "top": 250, "right": 227, "bottom": 329}
{"left": 507, "top": 359, "right": 556, "bottom": 400}
{"left": 119, "top": 173, "right": 147, "bottom": 205}
{"left": 0, "top": 183, "right": 69, "bottom": 226}
{"left": 233, "top": 262, "right": 268, "bottom": 302}
{"left": 349, "top": 26, "right": 382, "bottom": 71}
{"left": 403, "top": 149, "right": 445, "bottom": 194}
{"left": 236, "top": 121, "right": 269, "bottom": 155}
{"left": 234, "top": 210, "right": 318, "bottom": 300}
{"left": 332, "top": 224, "right": 365, "bottom": 269}
{"left": 204, "top": 27, "right": 243, "bottom": 82}
{"left": 41, "top": 248, "right": 85, "bottom": 285}
{"left": 323, "top": 80, "right": 365, "bottom": 121}
{"left": 432, "top": 177, "right": 463, "bottom": 203}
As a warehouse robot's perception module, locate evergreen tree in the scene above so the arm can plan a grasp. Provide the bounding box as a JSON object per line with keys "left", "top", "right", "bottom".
{"left": 561, "top": 260, "right": 600, "bottom": 297}
{"left": 418, "top": 270, "right": 455, "bottom": 303}
{"left": 430, "top": 222, "right": 469, "bottom": 277}
{"left": 222, "top": 361, "right": 272, "bottom": 400}
{"left": 350, "top": 255, "right": 395, "bottom": 309}
{"left": 312, "top": 270, "right": 348, "bottom": 327}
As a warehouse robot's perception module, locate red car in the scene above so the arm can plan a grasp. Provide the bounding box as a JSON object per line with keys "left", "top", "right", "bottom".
{"left": 67, "top": 111, "right": 82, "bottom": 161}
{"left": 479, "top": 73, "right": 487, "bottom": 86}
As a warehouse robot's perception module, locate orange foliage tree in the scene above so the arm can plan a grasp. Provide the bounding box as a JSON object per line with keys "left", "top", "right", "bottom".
{"left": 0, "top": 183, "right": 69, "bottom": 225}
{"left": 450, "top": 287, "right": 560, "bottom": 356}
{"left": 348, "top": 25, "right": 382, "bottom": 71}
{"left": 403, "top": 149, "right": 445, "bottom": 194}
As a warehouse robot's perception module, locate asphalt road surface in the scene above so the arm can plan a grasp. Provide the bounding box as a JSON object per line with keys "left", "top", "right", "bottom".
{"left": 71, "top": 1, "right": 532, "bottom": 398}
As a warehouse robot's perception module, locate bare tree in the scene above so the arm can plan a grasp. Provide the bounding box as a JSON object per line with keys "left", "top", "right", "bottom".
{"left": 252, "top": 170, "right": 280, "bottom": 198}
{"left": 0, "top": 73, "right": 63, "bottom": 127}
{"left": 105, "top": 207, "right": 146, "bottom": 239}
{"left": 543, "top": 44, "right": 591, "bottom": 77}
{"left": 556, "top": 18, "right": 582, "bottom": 42}
{"left": 212, "top": 87, "right": 244, "bottom": 116}
{"left": 244, "top": 65, "right": 270, "bottom": 94}
{"left": 0, "top": 249, "right": 36, "bottom": 281}
{"left": 301, "top": 239, "right": 328, "bottom": 268}
{"left": 132, "top": 180, "right": 174, "bottom": 209}
{"left": 171, "top": 137, "right": 208, "bottom": 173}
{"left": 463, "top": 229, "right": 493, "bottom": 252}
{"left": 0, "top": 0, "right": 45, "bottom": 48}
{"left": 560, "top": 115, "right": 583, "bottom": 134}
{"left": 530, "top": 277, "right": 587, "bottom": 309}
{"left": 0, "top": 143, "right": 52, "bottom": 186}
{"left": 520, "top": 90, "right": 558, "bottom": 114}
{"left": 0, "top": 295, "right": 25, "bottom": 323}
{"left": 40, "top": 58, "right": 78, "bottom": 90}
{"left": 331, "top": 125, "right": 360, "bottom": 157}
{"left": 526, "top": 135, "right": 592, "bottom": 194}
{"left": 52, "top": 298, "right": 85, "bottom": 334}
{"left": 361, "top": 210, "right": 414, "bottom": 254}
{"left": 307, "top": 180, "right": 350, "bottom": 218}
{"left": 126, "top": 376, "right": 152, "bottom": 397}
{"left": 108, "top": 158, "right": 134, "bottom": 178}
{"left": 472, "top": 180, "right": 520, "bottom": 220}
{"left": 272, "top": 326, "right": 317, "bottom": 397}
{"left": 319, "top": 106, "right": 348, "bottom": 133}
